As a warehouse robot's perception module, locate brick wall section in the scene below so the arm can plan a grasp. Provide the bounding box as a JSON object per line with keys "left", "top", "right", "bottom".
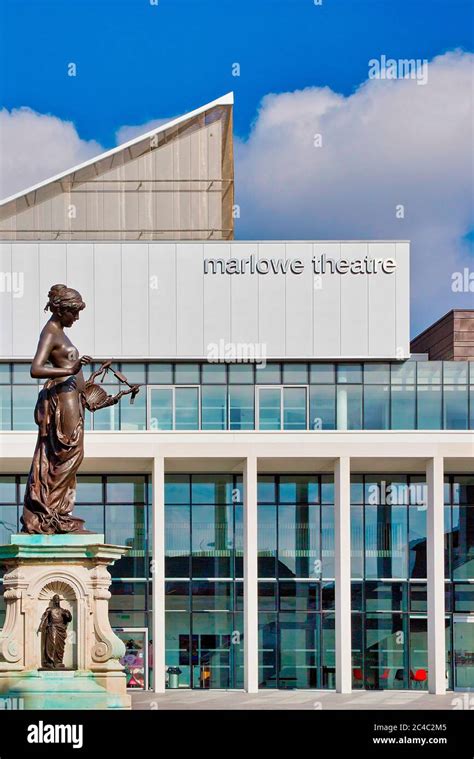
{"left": 410, "top": 310, "right": 474, "bottom": 361}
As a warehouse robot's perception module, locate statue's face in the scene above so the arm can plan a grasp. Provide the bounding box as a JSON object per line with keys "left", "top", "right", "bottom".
{"left": 59, "top": 308, "right": 80, "bottom": 328}
{"left": 52, "top": 594, "right": 60, "bottom": 606}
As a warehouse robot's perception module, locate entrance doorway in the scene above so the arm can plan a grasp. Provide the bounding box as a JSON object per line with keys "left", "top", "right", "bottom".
{"left": 115, "top": 628, "right": 149, "bottom": 690}
{"left": 453, "top": 616, "right": 474, "bottom": 691}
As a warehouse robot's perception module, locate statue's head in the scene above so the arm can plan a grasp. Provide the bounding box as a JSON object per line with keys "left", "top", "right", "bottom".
{"left": 44, "top": 284, "right": 85, "bottom": 328}
{"left": 52, "top": 594, "right": 61, "bottom": 606}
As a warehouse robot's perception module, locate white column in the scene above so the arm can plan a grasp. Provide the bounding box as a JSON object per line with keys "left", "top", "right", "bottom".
{"left": 426, "top": 456, "right": 446, "bottom": 695}
{"left": 335, "top": 456, "right": 352, "bottom": 693}
{"left": 243, "top": 455, "right": 259, "bottom": 692}
{"left": 152, "top": 455, "right": 166, "bottom": 693}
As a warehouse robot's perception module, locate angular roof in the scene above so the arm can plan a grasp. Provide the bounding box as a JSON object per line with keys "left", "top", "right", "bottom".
{"left": 0, "top": 93, "right": 234, "bottom": 241}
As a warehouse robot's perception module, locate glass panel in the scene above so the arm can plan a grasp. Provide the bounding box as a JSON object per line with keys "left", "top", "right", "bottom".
{"left": 409, "top": 499, "right": 427, "bottom": 579}
{"left": 12, "top": 386, "right": 38, "bottom": 430}
{"left": 119, "top": 363, "right": 146, "bottom": 385}
{"left": 417, "top": 361, "right": 442, "bottom": 384}
{"left": 410, "top": 584, "right": 427, "bottom": 612}
{"left": 106, "top": 504, "right": 146, "bottom": 577}
{"left": 191, "top": 582, "right": 232, "bottom": 611}
{"left": 309, "top": 385, "right": 335, "bottom": 430}
{"left": 258, "top": 387, "right": 281, "bottom": 430}
{"left": 201, "top": 386, "right": 227, "bottom": 430}
{"left": 453, "top": 475, "right": 474, "bottom": 504}
{"left": 443, "top": 362, "right": 468, "bottom": 385}
{"left": 165, "top": 505, "right": 190, "bottom": 578}
{"left": 409, "top": 617, "right": 427, "bottom": 690}
{"left": 454, "top": 585, "right": 474, "bottom": 612}
{"left": 391, "top": 385, "right": 416, "bottom": 429}
{"left": 279, "top": 581, "right": 319, "bottom": 611}
{"left": 255, "top": 364, "right": 281, "bottom": 384}
{"left": 282, "top": 363, "right": 308, "bottom": 384}
{"left": 92, "top": 385, "right": 119, "bottom": 430}
{"left": 364, "top": 385, "right": 390, "bottom": 429}
{"left": 192, "top": 505, "right": 233, "bottom": 578}
{"left": 352, "top": 614, "right": 364, "bottom": 688}
{"left": 165, "top": 581, "right": 191, "bottom": 611}
{"left": 149, "top": 388, "right": 173, "bottom": 430}
{"left": 147, "top": 363, "right": 173, "bottom": 384}
{"left": 191, "top": 611, "right": 233, "bottom": 688}
{"left": 192, "top": 475, "right": 234, "bottom": 505}
{"left": 364, "top": 364, "right": 390, "bottom": 384}
{"left": 365, "top": 582, "right": 405, "bottom": 611}
{"left": 283, "top": 387, "right": 306, "bottom": 430}
{"left": 258, "top": 611, "right": 278, "bottom": 688}
{"left": 174, "top": 364, "right": 200, "bottom": 384}
{"left": 471, "top": 388, "right": 474, "bottom": 429}
{"left": 279, "top": 476, "right": 319, "bottom": 504}
{"left": 309, "top": 364, "right": 335, "bottom": 384}
{"left": 337, "top": 364, "right": 362, "bottom": 384}
{"left": 454, "top": 618, "right": 474, "bottom": 689}
{"left": 0, "top": 476, "right": 16, "bottom": 503}
{"left": 120, "top": 388, "right": 146, "bottom": 430}
{"left": 12, "top": 363, "right": 37, "bottom": 384}
{"left": 76, "top": 475, "right": 102, "bottom": 503}
{"left": 278, "top": 505, "right": 320, "bottom": 579}
{"left": 165, "top": 611, "right": 191, "bottom": 687}
{"left": 229, "top": 385, "right": 254, "bottom": 430}
{"left": 0, "top": 364, "right": 11, "bottom": 384}
{"left": 351, "top": 505, "right": 364, "bottom": 579}
{"left": 322, "top": 613, "right": 336, "bottom": 688}
{"left": 116, "top": 630, "right": 147, "bottom": 689}
{"left": 365, "top": 504, "right": 408, "bottom": 579}
{"left": 175, "top": 387, "right": 199, "bottom": 430}
{"left": 336, "top": 385, "right": 362, "bottom": 430}
{"left": 258, "top": 581, "right": 277, "bottom": 611}
{"left": 228, "top": 364, "right": 254, "bottom": 383}
{"left": 391, "top": 361, "right": 416, "bottom": 384}
{"left": 452, "top": 504, "right": 474, "bottom": 580}
{"left": 443, "top": 386, "right": 468, "bottom": 429}
{"left": 417, "top": 385, "right": 442, "bottom": 429}
{"left": 201, "top": 363, "right": 227, "bottom": 384}
{"left": 107, "top": 476, "right": 146, "bottom": 504}
{"left": 258, "top": 476, "right": 276, "bottom": 504}
{"left": 165, "top": 474, "right": 190, "bottom": 504}
{"left": 0, "top": 505, "right": 18, "bottom": 542}
{"left": 0, "top": 386, "right": 11, "bottom": 430}
{"left": 321, "top": 505, "right": 335, "bottom": 579}
{"left": 258, "top": 505, "right": 277, "bottom": 578}
{"left": 279, "top": 612, "right": 319, "bottom": 688}
{"left": 73, "top": 504, "right": 104, "bottom": 534}
{"left": 365, "top": 613, "right": 406, "bottom": 689}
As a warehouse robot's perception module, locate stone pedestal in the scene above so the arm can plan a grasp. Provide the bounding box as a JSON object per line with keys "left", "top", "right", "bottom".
{"left": 0, "top": 534, "right": 131, "bottom": 710}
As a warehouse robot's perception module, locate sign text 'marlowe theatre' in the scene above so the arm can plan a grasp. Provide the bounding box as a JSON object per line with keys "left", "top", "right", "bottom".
{"left": 0, "top": 240, "right": 409, "bottom": 361}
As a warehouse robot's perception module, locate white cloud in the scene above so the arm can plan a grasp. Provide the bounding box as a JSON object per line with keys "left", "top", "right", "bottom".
{"left": 0, "top": 107, "right": 103, "bottom": 199}
{"left": 235, "top": 50, "right": 474, "bottom": 333}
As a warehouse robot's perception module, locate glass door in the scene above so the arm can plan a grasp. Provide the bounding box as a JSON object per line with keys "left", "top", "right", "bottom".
{"left": 116, "top": 628, "right": 149, "bottom": 690}
{"left": 453, "top": 615, "right": 474, "bottom": 691}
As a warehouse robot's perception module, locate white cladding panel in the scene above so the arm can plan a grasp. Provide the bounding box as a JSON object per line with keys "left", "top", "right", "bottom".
{"left": 1, "top": 241, "right": 410, "bottom": 359}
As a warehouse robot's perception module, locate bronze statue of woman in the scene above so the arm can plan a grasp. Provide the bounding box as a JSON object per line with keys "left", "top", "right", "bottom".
{"left": 39, "top": 594, "right": 72, "bottom": 669}
{"left": 21, "top": 284, "right": 139, "bottom": 535}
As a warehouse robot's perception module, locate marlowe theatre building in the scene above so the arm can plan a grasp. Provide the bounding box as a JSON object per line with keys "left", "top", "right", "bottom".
{"left": 0, "top": 93, "right": 473, "bottom": 696}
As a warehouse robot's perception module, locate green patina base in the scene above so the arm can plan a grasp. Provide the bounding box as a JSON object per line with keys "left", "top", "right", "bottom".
{"left": 0, "top": 533, "right": 131, "bottom": 710}
{"left": 0, "top": 670, "right": 129, "bottom": 710}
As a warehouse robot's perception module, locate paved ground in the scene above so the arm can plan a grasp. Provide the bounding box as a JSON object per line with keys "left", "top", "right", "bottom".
{"left": 132, "top": 689, "right": 473, "bottom": 710}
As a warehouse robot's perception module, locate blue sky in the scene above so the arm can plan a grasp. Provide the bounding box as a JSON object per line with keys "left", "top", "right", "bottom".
{"left": 1, "top": 0, "right": 472, "bottom": 145}
{"left": 0, "top": 0, "right": 472, "bottom": 334}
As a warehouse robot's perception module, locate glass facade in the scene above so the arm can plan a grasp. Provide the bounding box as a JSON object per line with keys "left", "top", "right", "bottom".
{"left": 1, "top": 360, "right": 473, "bottom": 432}
{"left": 257, "top": 475, "right": 336, "bottom": 688}
{"left": 0, "top": 471, "right": 472, "bottom": 691}
{"left": 165, "top": 474, "right": 244, "bottom": 689}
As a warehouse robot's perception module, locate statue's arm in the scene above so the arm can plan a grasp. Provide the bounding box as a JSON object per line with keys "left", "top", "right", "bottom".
{"left": 38, "top": 609, "right": 49, "bottom": 632}
{"left": 30, "top": 331, "right": 72, "bottom": 380}
{"left": 64, "top": 610, "right": 72, "bottom": 624}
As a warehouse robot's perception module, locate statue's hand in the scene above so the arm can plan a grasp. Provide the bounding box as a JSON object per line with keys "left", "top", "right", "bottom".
{"left": 70, "top": 355, "right": 93, "bottom": 375}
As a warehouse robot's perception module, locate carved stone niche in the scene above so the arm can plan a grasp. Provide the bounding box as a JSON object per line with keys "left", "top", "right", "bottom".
{"left": 0, "top": 534, "right": 131, "bottom": 710}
